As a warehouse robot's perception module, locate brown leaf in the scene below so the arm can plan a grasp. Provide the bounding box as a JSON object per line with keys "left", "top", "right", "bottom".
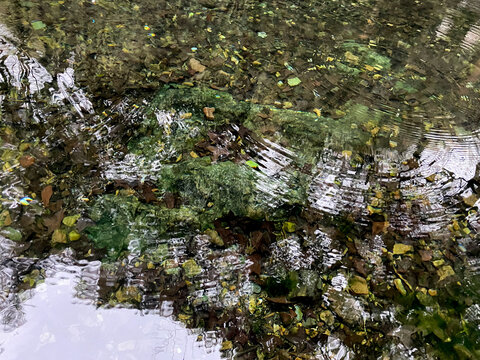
{"left": 142, "top": 184, "right": 157, "bottom": 203}
{"left": 41, "top": 185, "right": 53, "bottom": 207}
{"left": 247, "top": 254, "right": 262, "bottom": 275}
{"left": 43, "top": 210, "right": 64, "bottom": 234}
{"left": 266, "top": 297, "right": 292, "bottom": 304}
{"left": 418, "top": 250, "right": 433, "bottom": 261}
{"left": 372, "top": 221, "right": 388, "bottom": 235}
{"left": 19, "top": 155, "right": 35, "bottom": 168}
{"left": 353, "top": 258, "right": 367, "bottom": 277}
{"left": 188, "top": 58, "right": 206, "bottom": 73}
{"left": 203, "top": 107, "right": 215, "bottom": 120}
{"left": 164, "top": 193, "right": 175, "bottom": 209}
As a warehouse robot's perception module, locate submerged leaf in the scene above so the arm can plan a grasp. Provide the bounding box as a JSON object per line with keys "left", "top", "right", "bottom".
{"left": 41, "top": 185, "right": 53, "bottom": 207}
{"left": 182, "top": 259, "right": 202, "bottom": 277}
{"left": 63, "top": 214, "right": 80, "bottom": 227}
{"left": 287, "top": 77, "right": 302, "bottom": 87}
{"left": 31, "top": 20, "right": 46, "bottom": 30}
{"left": 393, "top": 243, "right": 413, "bottom": 255}
{"left": 245, "top": 160, "right": 259, "bottom": 169}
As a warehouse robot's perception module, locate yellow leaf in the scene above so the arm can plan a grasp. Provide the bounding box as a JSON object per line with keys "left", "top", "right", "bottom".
{"left": 221, "top": 341, "right": 233, "bottom": 351}
{"left": 52, "top": 229, "right": 67, "bottom": 244}
{"left": 342, "top": 150, "right": 352, "bottom": 158}
{"left": 394, "top": 278, "right": 407, "bottom": 295}
{"left": 68, "top": 230, "right": 81, "bottom": 241}
{"left": 344, "top": 51, "right": 359, "bottom": 64}
{"left": 393, "top": 243, "right": 413, "bottom": 255}
{"left": 63, "top": 214, "right": 80, "bottom": 227}
{"left": 438, "top": 265, "right": 455, "bottom": 281}
{"left": 282, "top": 222, "right": 296, "bottom": 232}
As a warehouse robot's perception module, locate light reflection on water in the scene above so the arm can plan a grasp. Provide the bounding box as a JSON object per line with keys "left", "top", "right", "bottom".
{"left": 0, "top": 258, "right": 221, "bottom": 360}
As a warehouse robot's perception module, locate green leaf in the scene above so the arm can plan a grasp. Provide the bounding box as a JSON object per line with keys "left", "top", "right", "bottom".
{"left": 31, "top": 21, "right": 46, "bottom": 30}
{"left": 294, "top": 305, "right": 303, "bottom": 321}
{"left": 2, "top": 227, "right": 22, "bottom": 242}
{"left": 182, "top": 259, "right": 202, "bottom": 277}
{"left": 245, "top": 160, "right": 259, "bottom": 169}
{"left": 282, "top": 221, "right": 296, "bottom": 232}
{"left": 68, "top": 230, "right": 81, "bottom": 241}
{"left": 287, "top": 77, "right": 302, "bottom": 87}
{"left": 63, "top": 214, "right": 80, "bottom": 227}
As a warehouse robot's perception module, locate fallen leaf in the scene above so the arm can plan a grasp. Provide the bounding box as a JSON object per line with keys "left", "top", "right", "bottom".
{"left": 43, "top": 210, "right": 64, "bottom": 234}
{"left": 41, "top": 185, "right": 53, "bottom": 207}
{"left": 205, "top": 229, "right": 224, "bottom": 246}
{"left": 203, "top": 107, "right": 215, "bottom": 120}
{"left": 393, "top": 243, "right": 413, "bottom": 255}
{"left": 51, "top": 229, "right": 67, "bottom": 244}
{"left": 19, "top": 155, "right": 35, "bottom": 168}
{"left": 394, "top": 278, "right": 407, "bottom": 295}
{"left": 372, "top": 221, "right": 388, "bottom": 235}
{"left": 419, "top": 250, "right": 432, "bottom": 262}
{"left": 282, "top": 221, "right": 296, "bottom": 233}
{"left": 287, "top": 77, "right": 302, "bottom": 87}
{"left": 63, "top": 214, "right": 80, "bottom": 227}
{"left": 437, "top": 265, "right": 455, "bottom": 281}
{"left": 349, "top": 275, "right": 369, "bottom": 295}
{"left": 245, "top": 160, "right": 259, "bottom": 169}
{"left": 188, "top": 58, "right": 206, "bottom": 73}
{"left": 220, "top": 341, "right": 233, "bottom": 351}
{"left": 68, "top": 230, "right": 81, "bottom": 241}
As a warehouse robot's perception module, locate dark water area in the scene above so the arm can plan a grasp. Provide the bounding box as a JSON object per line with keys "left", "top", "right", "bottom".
{"left": 0, "top": 0, "right": 480, "bottom": 359}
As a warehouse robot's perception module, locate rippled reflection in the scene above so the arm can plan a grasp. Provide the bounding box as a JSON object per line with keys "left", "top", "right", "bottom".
{"left": 0, "top": 256, "right": 221, "bottom": 359}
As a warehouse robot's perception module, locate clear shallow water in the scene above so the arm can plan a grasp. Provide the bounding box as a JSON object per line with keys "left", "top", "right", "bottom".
{"left": 0, "top": 0, "right": 479, "bottom": 359}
